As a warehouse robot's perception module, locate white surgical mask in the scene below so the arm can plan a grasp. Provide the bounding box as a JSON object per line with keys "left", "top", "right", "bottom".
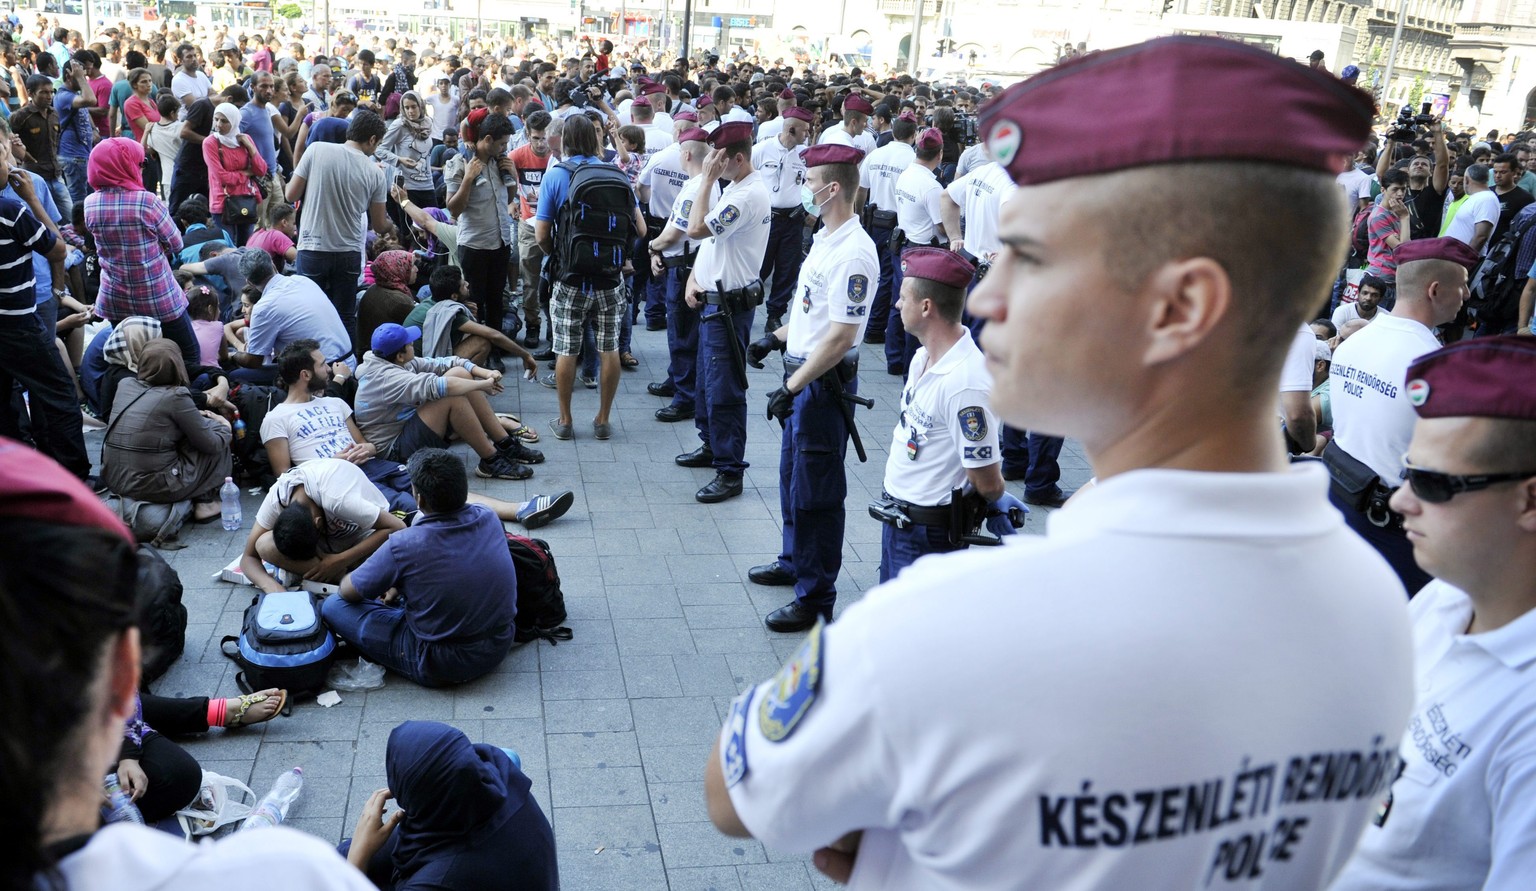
{"left": 801, "top": 182, "right": 832, "bottom": 217}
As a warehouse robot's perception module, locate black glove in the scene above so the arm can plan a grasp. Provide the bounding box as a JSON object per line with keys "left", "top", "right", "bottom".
{"left": 747, "top": 333, "right": 783, "bottom": 369}
{"left": 765, "top": 386, "right": 795, "bottom": 422}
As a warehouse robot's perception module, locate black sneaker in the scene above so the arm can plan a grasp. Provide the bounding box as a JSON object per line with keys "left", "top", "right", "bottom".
{"left": 497, "top": 437, "right": 546, "bottom": 464}
{"left": 476, "top": 454, "right": 533, "bottom": 480}
{"left": 522, "top": 333, "right": 540, "bottom": 350}
{"left": 533, "top": 348, "right": 557, "bottom": 361}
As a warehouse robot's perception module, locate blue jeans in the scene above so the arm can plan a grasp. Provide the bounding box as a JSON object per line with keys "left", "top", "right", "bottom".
{"left": 296, "top": 250, "right": 362, "bottom": 356}
{"left": 60, "top": 156, "right": 89, "bottom": 210}
{"left": 45, "top": 176, "right": 73, "bottom": 222}
{"left": 320, "top": 595, "right": 514, "bottom": 687}
{"left": 0, "top": 312, "right": 90, "bottom": 477}
{"left": 216, "top": 216, "right": 254, "bottom": 248}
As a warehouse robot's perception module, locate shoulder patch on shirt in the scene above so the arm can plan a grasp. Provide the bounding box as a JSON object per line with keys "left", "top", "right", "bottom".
{"left": 964, "top": 445, "right": 993, "bottom": 461}
{"left": 718, "top": 203, "right": 740, "bottom": 226}
{"left": 847, "top": 274, "right": 868, "bottom": 304}
{"left": 959, "top": 405, "right": 987, "bottom": 442}
{"left": 680, "top": 199, "right": 693, "bottom": 217}
{"left": 758, "top": 619, "right": 824, "bottom": 743}
{"left": 722, "top": 688, "right": 753, "bottom": 787}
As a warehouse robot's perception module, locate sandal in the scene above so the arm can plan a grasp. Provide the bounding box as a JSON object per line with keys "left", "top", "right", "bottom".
{"left": 495, "top": 413, "right": 540, "bottom": 443}
{"left": 225, "top": 689, "right": 288, "bottom": 727}
{"left": 620, "top": 352, "right": 639, "bottom": 369}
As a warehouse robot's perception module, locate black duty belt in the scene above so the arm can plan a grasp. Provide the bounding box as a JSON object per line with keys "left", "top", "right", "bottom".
{"left": 861, "top": 204, "right": 898, "bottom": 230}
{"left": 701, "top": 281, "right": 764, "bottom": 307}
{"left": 1321, "top": 441, "right": 1403, "bottom": 530}
{"left": 771, "top": 206, "right": 804, "bottom": 218}
{"left": 876, "top": 492, "right": 953, "bottom": 527}
{"left": 868, "top": 487, "right": 1015, "bottom": 544}
{"left": 660, "top": 252, "right": 696, "bottom": 269}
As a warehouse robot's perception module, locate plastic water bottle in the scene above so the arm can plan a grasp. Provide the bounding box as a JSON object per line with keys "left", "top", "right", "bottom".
{"left": 232, "top": 409, "right": 246, "bottom": 441}
{"left": 220, "top": 477, "right": 242, "bottom": 532}
{"left": 102, "top": 773, "right": 144, "bottom": 824}
{"left": 240, "top": 767, "right": 303, "bottom": 831}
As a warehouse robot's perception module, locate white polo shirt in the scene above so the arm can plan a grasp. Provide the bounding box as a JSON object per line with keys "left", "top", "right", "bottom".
{"left": 1331, "top": 580, "right": 1536, "bottom": 891}
{"left": 659, "top": 174, "right": 718, "bottom": 259}
{"left": 1331, "top": 302, "right": 1390, "bottom": 331}
{"left": 895, "top": 163, "right": 945, "bottom": 245}
{"left": 720, "top": 464, "right": 1414, "bottom": 890}
{"left": 690, "top": 172, "right": 772, "bottom": 292}
{"left": 1443, "top": 189, "right": 1500, "bottom": 248}
{"left": 637, "top": 142, "right": 690, "bottom": 219}
{"left": 819, "top": 122, "right": 877, "bottom": 157}
{"left": 1280, "top": 324, "right": 1317, "bottom": 393}
{"left": 752, "top": 137, "right": 807, "bottom": 210}
{"left": 786, "top": 216, "right": 880, "bottom": 358}
{"left": 756, "top": 116, "right": 785, "bottom": 144}
{"left": 882, "top": 336, "right": 1000, "bottom": 506}
{"left": 860, "top": 140, "right": 914, "bottom": 212}
{"left": 946, "top": 162, "right": 1016, "bottom": 259}
{"left": 1328, "top": 313, "right": 1442, "bottom": 481}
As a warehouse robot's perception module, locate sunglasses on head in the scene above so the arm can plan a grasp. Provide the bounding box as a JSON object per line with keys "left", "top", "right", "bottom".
{"left": 1402, "top": 457, "right": 1536, "bottom": 504}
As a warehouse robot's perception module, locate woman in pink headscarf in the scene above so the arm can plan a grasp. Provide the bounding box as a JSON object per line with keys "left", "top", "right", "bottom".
{"left": 357, "top": 249, "right": 418, "bottom": 355}
{"left": 83, "top": 137, "right": 198, "bottom": 372}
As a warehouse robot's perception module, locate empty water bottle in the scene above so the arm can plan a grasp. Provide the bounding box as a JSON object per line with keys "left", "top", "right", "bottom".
{"left": 241, "top": 767, "right": 303, "bottom": 831}
{"left": 102, "top": 773, "right": 144, "bottom": 824}
{"left": 220, "top": 477, "right": 242, "bottom": 531}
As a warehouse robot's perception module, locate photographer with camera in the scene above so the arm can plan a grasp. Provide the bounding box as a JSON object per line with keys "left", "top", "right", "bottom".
{"left": 1377, "top": 115, "right": 1450, "bottom": 241}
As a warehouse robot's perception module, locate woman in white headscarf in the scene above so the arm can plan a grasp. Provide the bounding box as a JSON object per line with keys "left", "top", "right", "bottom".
{"left": 202, "top": 101, "right": 267, "bottom": 247}
{"left": 377, "top": 90, "right": 437, "bottom": 237}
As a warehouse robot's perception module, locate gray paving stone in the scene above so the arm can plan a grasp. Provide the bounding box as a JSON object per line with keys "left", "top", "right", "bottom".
{"left": 667, "top": 866, "right": 744, "bottom": 891}
{"left": 648, "top": 781, "right": 712, "bottom": 824}
{"left": 639, "top": 744, "right": 713, "bottom": 785}
{"left": 738, "top": 862, "right": 818, "bottom": 890}
{"left": 616, "top": 617, "right": 698, "bottom": 656}
{"left": 453, "top": 669, "right": 544, "bottom": 718}
{"left": 544, "top": 698, "right": 634, "bottom": 734}
{"left": 556, "top": 846, "right": 669, "bottom": 890}
{"left": 539, "top": 639, "right": 623, "bottom": 671}
{"left": 632, "top": 697, "right": 722, "bottom": 748}
{"left": 546, "top": 730, "right": 642, "bottom": 770}
{"left": 607, "top": 584, "right": 686, "bottom": 620}
{"left": 550, "top": 766, "right": 650, "bottom": 807}
{"left": 622, "top": 654, "right": 685, "bottom": 698}
{"left": 551, "top": 804, "right": 659, "bottom": 851}
{"left": 540, "top": 668, "right": 627, "bottom": 700}
{"left": 658, "top": 821, "right": 767, "bottom": 869}
{"left": 672, "top": 654, "right": 741, "bottom": 698}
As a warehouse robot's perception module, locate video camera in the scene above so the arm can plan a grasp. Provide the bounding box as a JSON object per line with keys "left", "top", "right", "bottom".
{"left": 1386, "top": 103, "right": 1436, "bottom": 142}
{"left": 567, "top": 69, "right": 628, "bottom": 109}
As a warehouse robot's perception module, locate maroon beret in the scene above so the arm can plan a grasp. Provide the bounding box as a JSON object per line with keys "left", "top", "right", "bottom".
{"left": 632, "top": 97, "right": 651, "bottom": 109}
{"left": 1394, "top": 236, "right": 1482, "bottom": 271}
{"left": 804, "top": 143, "right": 864, "bottom": 167}
{"left": 782, "top": 106, "right": 814, "bottom": 123}
{"left": 900, "top": 247, "right": 975, "bottom": 290}
{"left": 708, "top": 121, "right": 753, "bottom": 146}
{"left": 844, "top": 94, "right": 874, "bottom": 114}
{"left": 674, "top": 109, "right": 699, "bottom": 122}
{"left": 637, "top": 76, "right": 655, "bottom": 86}
{"left": 0, "top": 438, "right": 132, "bottom": 542}
{"left": 1406, "top": 337, "right": 1536, "bottom": 421}
{"left": 780, "top": 88, "right": 794, "bottom": 99}
{"left": 677, "top": 127, "right": 710, "bottom": 144}
{"left": 976, "top": 35, "right": 1375, "bottom": 186}
{"left": 642, "top": 82, "right": 666, "bottom": 95}
{"left": 916, "top": 127, "right": 943, "bottom": 151}
{"left": 696, "top": 96, "right": 714, "bottom": 108}
{"left": 897, "top": 110, "right": 918, "bottom": 123}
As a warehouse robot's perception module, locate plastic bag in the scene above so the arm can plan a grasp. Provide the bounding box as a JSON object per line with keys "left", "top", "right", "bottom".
{"left": 327, "top": 658, "right": 386, "bottom": 691}
{"left": 175, "top": 770, "right": 255, "bottom": 839}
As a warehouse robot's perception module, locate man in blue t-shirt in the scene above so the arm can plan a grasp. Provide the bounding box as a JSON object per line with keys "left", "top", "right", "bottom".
{"left": 327, "top": 448, "right": 520, "bottom": 687}
{"left": 53, "top": 59, "right": 97, "bottom": 208}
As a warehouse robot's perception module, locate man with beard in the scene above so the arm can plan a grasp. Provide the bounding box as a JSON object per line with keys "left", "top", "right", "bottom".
{"left": 1378, "top": 119, "right": 1449, "bottom": 240}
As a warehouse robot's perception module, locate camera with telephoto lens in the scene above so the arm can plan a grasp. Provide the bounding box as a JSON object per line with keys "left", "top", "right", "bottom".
{"left": 1386, "top": 104, "right": 1436, "bottom": 142}
{"left": 568, "top": 69, "right": 627, "bottom": 109}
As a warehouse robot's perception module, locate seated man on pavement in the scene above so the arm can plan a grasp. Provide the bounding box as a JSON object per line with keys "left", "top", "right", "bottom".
{"left": 325, "top": 448, "right": 522, "bottom": 687}
{"left": 264, "top": 339, "right": 574, "bottom": 528}
{"left": 239, "top": 457, "right": 406, "bottom": 591}
{"left": 406, "top": 264, "right": 539, "bottom": 372}
{"left": 354, "top": 323, "right": 543, "bottom": 481}
{"left": 227, "top": 248, "right": 354, "bottom": 384}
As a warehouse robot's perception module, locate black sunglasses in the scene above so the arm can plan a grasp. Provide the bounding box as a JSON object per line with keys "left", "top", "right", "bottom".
{"left": 1402, "top": 457, "right": 1536, "bottom": 504}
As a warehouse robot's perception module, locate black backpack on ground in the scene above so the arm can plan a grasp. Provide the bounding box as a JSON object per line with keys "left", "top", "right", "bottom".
{"left": 220, "top": 590, "right": 337, "bottom": 698}
{"left": 1468, "top": 210, "right": 1536, "bottom": 328}
{"left": 135, "top": 545, "right": 187, "bottom": 685}
{"left": 551, "top": 159, "right": 635, "bottom": 289}
{"left": 506, "top": 534, "right": 572, "bottom": 644}
{"left": 228, "top": 383, "right": 283, "bottom": 488}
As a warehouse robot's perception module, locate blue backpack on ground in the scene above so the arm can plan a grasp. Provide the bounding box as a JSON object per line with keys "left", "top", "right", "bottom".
{"left": 221, "top": 590, "right": 336, "bottom": 699}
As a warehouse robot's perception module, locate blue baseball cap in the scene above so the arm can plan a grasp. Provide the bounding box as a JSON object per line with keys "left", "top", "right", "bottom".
{"left": 1340, "top": 65, "right": 1360, "bottom": 82}
{"left": 371, "top": 323, "right": 421, "bottom": 355}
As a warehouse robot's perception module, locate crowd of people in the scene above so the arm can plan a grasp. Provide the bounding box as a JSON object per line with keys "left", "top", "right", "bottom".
{"left": 1, "top": 13, "right": 1534, "bottom": 891}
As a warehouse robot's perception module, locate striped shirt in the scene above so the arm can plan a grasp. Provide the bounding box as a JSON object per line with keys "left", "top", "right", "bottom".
{"left": 84, "top": 189, "right": 186, "bottom": 321}
{"left": 0, "top": 192, "right": 55, "bottom": 315}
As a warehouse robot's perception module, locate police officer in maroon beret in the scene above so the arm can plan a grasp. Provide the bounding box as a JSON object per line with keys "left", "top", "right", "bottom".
{"left": 706, "top": 37, "right": 1416, "bottom": 888}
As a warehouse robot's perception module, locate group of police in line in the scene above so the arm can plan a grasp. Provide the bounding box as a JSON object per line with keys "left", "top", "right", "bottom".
{"left": 642, "top": 34, "right": 1536, "bottom": 891}
{"left": 630, "top": 89, "right": 1035, "bottom": 633}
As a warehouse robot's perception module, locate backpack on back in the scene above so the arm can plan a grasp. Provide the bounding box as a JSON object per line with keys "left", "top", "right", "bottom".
{"left": 551, "top": 160, "right": 635, "bottom": 289}
{"left": 220, "top": 590, "right": 336, "bottom": 698}
{"left": 135, "top": 545, "right": 187, "bottom": 685}
{"left": 506, "top": 534, "right": 572, "bottom": 644}
{"left": 1468, "top": 210, "right": 1536, "bottom": 328}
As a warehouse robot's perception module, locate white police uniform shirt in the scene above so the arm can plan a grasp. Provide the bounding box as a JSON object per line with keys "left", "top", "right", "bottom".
{"left": 895, "top": 163, "right": 945, "bottom": 245}
{"left": 719, "top": 464, "right": 1414, "bottom": 890}
{"left": 946, "top": 162, "right": 1016, "bottom": 259}
{"left": 640, "top": 123, "right": 674, "bottom": 155}
{"left": 1328, "top": 313, "right": 1442, "bottom": 482}
{"left": 882, "top": 336, "right": 999, "bottom": 506}
{"left": 860, "top": 140, "right": 914, "bottom": 212}
{"left": 690, "top": 172, "right": 772, "bottom": 291}
{"left": 637, "top": 142, "right": 690, "bottom": 220}
{"left": 756, "top": 116, "right": 785, "bottom": 144}
{"left": 660, "top": 174, "right": 718, "bottom": 260}
{"left": 1330, "top": 580, "right": 1536, "bottom": 891}
{"left": 819, "top": 122, "right": 877, "bottom": 157}
{"left": 785, "top": 216, "right": 880, "bottom": 358}
{"left": 721, "top": 105, "right": 755, "bottom": 125}
{"left": 752, "top": 137, "right": 807, "bottom": 210}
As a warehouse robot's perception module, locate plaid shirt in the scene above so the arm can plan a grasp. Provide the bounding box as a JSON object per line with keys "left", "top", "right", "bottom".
{"left": 84, "top": 189, "right": 186, "bottom": 321}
